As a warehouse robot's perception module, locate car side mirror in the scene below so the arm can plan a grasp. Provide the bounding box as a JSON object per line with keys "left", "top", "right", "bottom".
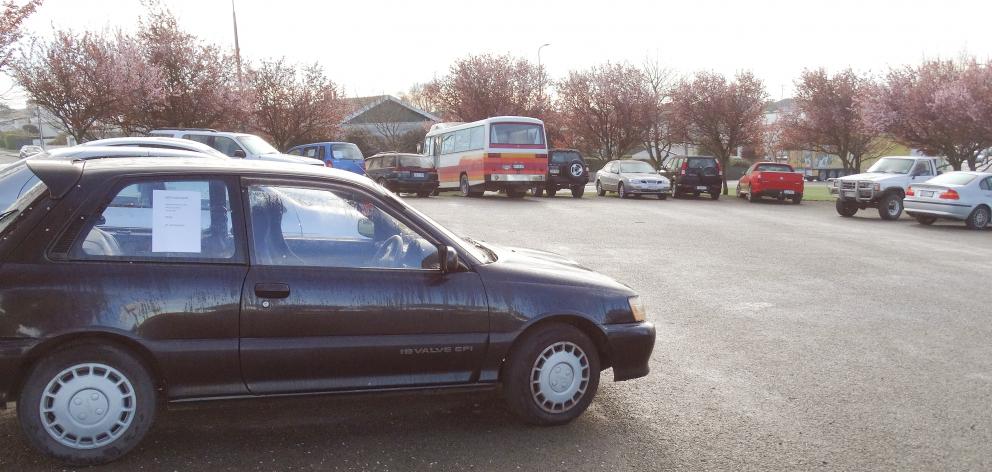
{"left": 440, "top": 245, "right": 459, "bottom": 273}
{"left": 233, "top": 149, "right": 246, "bottom": 158}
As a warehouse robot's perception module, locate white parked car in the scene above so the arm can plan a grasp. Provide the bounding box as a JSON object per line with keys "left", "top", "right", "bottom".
{"left": 904, "top": 171, "right": 992, "bottom": 229}
{"left": 80, "top": 137, "right": 229, "bottom": 159}
{"left": 149, "top": 128, "right": 323, "bottom": 166}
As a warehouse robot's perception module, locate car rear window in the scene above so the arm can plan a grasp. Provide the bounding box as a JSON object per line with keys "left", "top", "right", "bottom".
{"left": 756, "top": 164, "right": 793, "bottom": 172}
{"left": 551, "top": 151, "right": 581, "bottom": 164}
{"left": 399, "top": 155, "right": 434, "bottom": 169}
{"left": 688, "top": 158, "right": 717, "bottom": 169}
{"left": 926, "top": 173, "right": 977, "bottom": 186}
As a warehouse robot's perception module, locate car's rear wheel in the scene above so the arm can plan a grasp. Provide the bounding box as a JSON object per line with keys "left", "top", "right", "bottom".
{"left": 878, "top": 193, "right": 904, "bottom": 220}
{"left": 545, "top": 184, "right": 556, "bottom": 197}
{"left": 965, "top": 205, "right": 990, "bottom": 230}
{"left": 748, "top": 190, "right": 759, "bottom": 203}
{"left": 502, "top": 323, "right": 600, "bottom": 426}
{"left": 570, "top": 185, "right": 584, "bottom": 198}
{"left": 17, "top": 343, "right": 157, "bottom": 466}
{"left": 595, "top": 180, "right": 605, "bottom": 197}
{"left": 416, "top": 191, "right": 431, "bottom": 198}
{"left": 735, "top": 184, "right": 743, "bottom": 198}
{"left": 791, "top": 194, "right": 802, "bottom": 204}
{"left": 914, "top": 215, "right": 937, "bottom": 225}
{"left": 836, "top": 199, "right": 858, "bottom": 217}
{"left": 533, "top": 187, "right": 544, "bottom": 197}
{"left": 710, "top": 191, "right": 720, "bottom": 200}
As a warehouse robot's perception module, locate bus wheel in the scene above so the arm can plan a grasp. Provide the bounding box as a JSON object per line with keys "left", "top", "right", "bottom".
{"left": 460, "top": 174, "right": 481, "bottom": 198}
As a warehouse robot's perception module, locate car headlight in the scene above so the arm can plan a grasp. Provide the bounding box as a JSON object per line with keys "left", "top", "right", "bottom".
{"left": 628, "top": 296, "right": 646, "bottom": 322}
{"left": 873, "top": 183, "right": 881, "bottom": 191}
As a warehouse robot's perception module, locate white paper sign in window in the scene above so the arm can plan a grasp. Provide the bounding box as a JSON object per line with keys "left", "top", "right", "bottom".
{"left": 332, "top": 150, "right": 345, "bottom": 159}
{"left": 152, "top": 190, "right": 202, "bottom": 253}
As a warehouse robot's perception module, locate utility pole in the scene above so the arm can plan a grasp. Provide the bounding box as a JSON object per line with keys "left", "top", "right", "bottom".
{"left": 35, "top": 103, "right": 44, "bottom": 150}
{"left": 232, "top": 0, "right": 243, "bottom": 87}
{"left": 537, "top": 43, "right": 550, "bottom": 110}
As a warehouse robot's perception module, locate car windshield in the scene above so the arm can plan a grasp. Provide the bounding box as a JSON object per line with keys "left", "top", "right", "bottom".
{"left": 399, "top": 155, "right": 434, "bottom": 168}
{"left": 551, "top": 151, "right": 581, "bottom": 164}
{"left": 926, "top": 172, "right": 977, "bottom": 186}
{"left": 756, "top": 164, "right": 793, "bottom": 172}
{"left": 236, "top": 135, "right": 280, "bottom": 155}
{"left": 867, "top": 158, "right": 914, "bottom": 174}
{"left": 619, "top": 161, "right": 656, "bottom": 173}
{"left": 331, "top": 143, "right": 364, "bottom": 160}
{"left": 379, "top": 191, "right": 493, "bottom": 263}
{"left": 490, "top": 123, "right": 545, "bottom": 146}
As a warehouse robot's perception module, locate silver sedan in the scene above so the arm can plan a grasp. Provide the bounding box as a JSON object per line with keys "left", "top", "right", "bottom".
{"left": 905, "top": 171, "right": 992, "bottom": 229}
{"left": 595, "top": 159, "right": 671, "bottom": 199}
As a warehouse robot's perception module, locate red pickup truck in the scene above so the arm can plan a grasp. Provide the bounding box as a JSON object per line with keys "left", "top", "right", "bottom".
{"left": 736, "top": 162, "right": 804, "bottom": 204}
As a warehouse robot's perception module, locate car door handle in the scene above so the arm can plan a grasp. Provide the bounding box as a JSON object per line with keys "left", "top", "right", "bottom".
{"left": 255, "top": 283, "right": 290, "bottom": 299}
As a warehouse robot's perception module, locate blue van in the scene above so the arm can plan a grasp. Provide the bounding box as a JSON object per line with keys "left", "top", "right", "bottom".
{"left": 286, "top": 142, "right": 366, "bottom": 175}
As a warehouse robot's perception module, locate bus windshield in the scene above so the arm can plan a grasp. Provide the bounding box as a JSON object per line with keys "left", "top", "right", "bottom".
{"left": 490, "top": 123, "right": 544, "bottom": 146}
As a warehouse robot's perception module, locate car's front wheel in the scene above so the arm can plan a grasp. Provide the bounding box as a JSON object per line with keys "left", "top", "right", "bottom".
{"left": 595, "top": 180, "right": 606, "bottom": 197}
{"left": 836, "top": 199, "right": 858, "bottom": 217}
{"left": 878, "top": 193, "right": 904, "bottom": 220}
{"left": 17, "top": 343, "right": 157, "bottom": 466}
{"left": 502, "top": 323, "right": 601, "bottom": 426}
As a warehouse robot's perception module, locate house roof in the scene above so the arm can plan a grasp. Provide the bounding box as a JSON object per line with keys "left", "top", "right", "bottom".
{"left": 341, "top": 95, "right": 441, "bottom": 124}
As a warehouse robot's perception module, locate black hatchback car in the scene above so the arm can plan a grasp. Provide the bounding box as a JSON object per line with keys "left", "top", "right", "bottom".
{"left": 0, "top": 155, "right": 655, "bottom": 465}
{"left": 365, "top": 152, "right": 439, "bottom": 197}
{"left": 535, "top": 149, "right": 589, "bottom": 198}
{"left": 662, "top": 156, "right": 724, "bottom": 200}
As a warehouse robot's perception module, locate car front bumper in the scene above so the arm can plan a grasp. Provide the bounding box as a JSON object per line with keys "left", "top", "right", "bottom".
{"left": 603, "top": 321, "right": 655, "bottom": 381}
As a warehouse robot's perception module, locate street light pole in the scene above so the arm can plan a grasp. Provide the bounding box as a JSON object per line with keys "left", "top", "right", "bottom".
{"left": 537, "top": 43, "right": 550, "bottom": 109}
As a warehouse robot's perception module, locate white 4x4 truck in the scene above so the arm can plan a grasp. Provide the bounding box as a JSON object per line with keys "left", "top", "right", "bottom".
{"left": 830, "top": 156, "right": 948, "bottom": 220}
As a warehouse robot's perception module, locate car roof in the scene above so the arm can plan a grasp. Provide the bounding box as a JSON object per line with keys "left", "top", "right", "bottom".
{"left": 289, "top": 142, "right": 354, "bottom": 148}
{"left": 79, "top": 137, "right": 228, "bottom": 157}
{"left": 35, "top": 146, "right": 217, "bottom": 161}
{"left": 27, "top": 155, "right": 371, "bottom": 200}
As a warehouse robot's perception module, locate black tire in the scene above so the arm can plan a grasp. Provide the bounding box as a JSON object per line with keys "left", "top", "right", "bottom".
{"left": 502, "top": 323, "right": 601, "bottom": 426}
{"left": 570, "top": 185, "right": 584, "bottom": 198}
{"left": 533, "top": 187, "right": 544, "bottom": 197}
{"left": 595, "top": 181, "right": 606, "bottom": 197}
{"left": 836, "top": 199, "right": 858, "bottom": 217}
{"left": 914, "top": 215, "right": 937, "bottom": 225}
{"left": 657, "top": 193, "right": 667, "bottom": 200}
{"left": 748, "top": 190, "right": 760, "bottom": 203}
{"left": 618, "top": 182, "right": 628, "bottom": 199}
{"left": 736, "top": 184, "right": 743, "bottom": 199}
{"left": 710, "top": 191, "right": 720, "bottom": 200}
{"left": 965, "top": 205, "right": 990, "bottom": 230}
{"left": 791, "top": 194, "right": 802, "bottom": 204}
{"left": 460, "top": 174, "right": 481, "bottom": 197}
{"left": 416, "top": 191, "right": 431, "bottom": 198}
{"left": 17, "top": 343, "right": 157, "bottom": 466}
{"left": 431, "top": 188, "right": 439, "bottom": 196}
{"left": 544, "top": 184, "right": 556, "bottom": 197}
{"left": 878, "top": 193, "right": 904, "bottom": 220}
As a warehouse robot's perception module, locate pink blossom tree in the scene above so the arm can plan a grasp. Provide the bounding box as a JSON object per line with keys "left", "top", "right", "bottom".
{"left": 11, "top": 30, "right": 121, "bottom": 142}
{"left": 0, "top": 0, "right": 42, "bottom": 71}
{"left": 863, "top": 58, "right": 992, "bottom": 170}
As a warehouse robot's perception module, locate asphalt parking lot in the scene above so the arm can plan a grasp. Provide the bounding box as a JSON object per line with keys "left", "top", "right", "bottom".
{"left": 2, "top": 190, "right": 990, "bottom": 471}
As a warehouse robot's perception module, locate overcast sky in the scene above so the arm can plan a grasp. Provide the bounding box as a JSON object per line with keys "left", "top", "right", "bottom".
{"left": 3, "top": 0, "right": 991, "bottom": 107}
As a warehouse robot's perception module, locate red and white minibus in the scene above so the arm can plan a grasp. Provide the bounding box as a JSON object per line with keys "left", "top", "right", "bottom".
{"left": 423, "top": 116, "right": 548, "bottom": 197}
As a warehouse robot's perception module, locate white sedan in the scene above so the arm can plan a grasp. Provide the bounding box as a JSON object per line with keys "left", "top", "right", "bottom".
{"left": 904, "top": 171, "right": 992, "bottom": 229}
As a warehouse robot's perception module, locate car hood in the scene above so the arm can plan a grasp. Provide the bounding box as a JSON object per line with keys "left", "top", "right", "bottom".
{"left": 837, "top": 172, "right": 902, "bottom": 182}
{"left": 258, "top": 153, "right": 325, "bottom": 166}
{"left": 485, "top": 243, "right": 634, "bottom": 293}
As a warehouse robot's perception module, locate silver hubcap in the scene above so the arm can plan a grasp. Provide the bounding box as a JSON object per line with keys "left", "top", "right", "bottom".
{"left": 888, "top": 199, "right": 901, "bottom": 215}
{"left": 570, "top": 163, "right": 583, "bottom": 177}
{"left": 39, "top": 363, "right": 136, "bottom": 450}
{"left": 618, "top": 184, "right": 624, "bottom": 197}
{"left": 530, "top": 342, "right": 590, "bottom": 413}
{"left": 976, "top": 209, "right": 989, "bottom": 228}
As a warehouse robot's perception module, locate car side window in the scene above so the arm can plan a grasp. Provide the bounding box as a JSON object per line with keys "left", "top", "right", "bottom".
{"left": 911, "top": 161, "right": 932, "bottom": 176}
{"left": 366, "top": 158, "right": 378, "bottom": 171}
{"left": 287, "top": 148, "right": 302, "bottom": 156}
{"left": 982, "top": 177, "right": 992, "bottom": 190}
{"left": 212, "top": 136, "right": 244, "bottom": 157}
{"left": 303, "top": 147, "right": 318, "bottom": 158}
{"left": 247, "top": 184, "right": 439, "bottom": 270}
{"left": 386, "top": 156, "right": 397, "bottom": 168}
{"left": 71, "top": 179, "right": 238, "bottom": 261}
